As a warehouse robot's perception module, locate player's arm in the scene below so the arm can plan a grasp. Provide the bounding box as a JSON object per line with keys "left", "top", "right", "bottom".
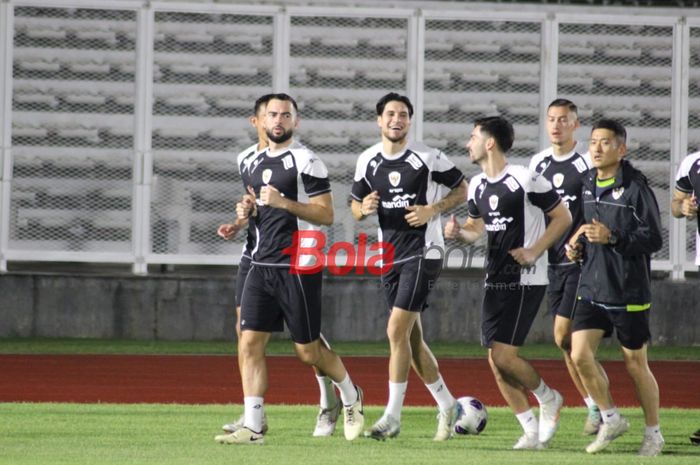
{"left": 510, "top": 202, "right": 572, "bottom": 266}
{"left": 217, "top": 217, "right": 248, "bottom": 240}
{"left": 405, "top": 180, "right": 467, "bottom": 227}
{"left": 671, "top": 188, "right": 698, "bottom": 220}
{"left": 261, "top": 185, "right": 334, "bottom": 226}
{"left": 351, "top": 191, "right": 380, "bottom": 221}
{"left": 444, "top": 215, "right": 484, "bottom": 244}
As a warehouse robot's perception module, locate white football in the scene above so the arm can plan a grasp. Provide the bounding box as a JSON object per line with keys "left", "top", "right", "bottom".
{"left": 454, "top": 396, "right": 488, "bottom": 435}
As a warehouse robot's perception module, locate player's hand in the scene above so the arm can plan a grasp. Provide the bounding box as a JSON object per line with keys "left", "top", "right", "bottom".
{"left": 217, "top": 217, "right": 248, "bottom": 240}
{"left": 405, "top": 204, "right": 435, "bottom": 227}
{"left": 361, "top": 191, "right": 380, "bottom": 216}
{"left": 444, "top": 214, "right": 461, "bottom": 239}
{"left": 259, "top": 184, "right": 286, "bottom": 209}
{"left": 681, "top": 195, "right": 699, "bottom": 219}
{"left": 509, "top": 247, "right": 539, "bottom": 266}
{"left": 565, "top": 242, "right": 583, "bottom": 262}
{"left": 236, "top": 187, "right": 257, "bottom": 219}
{"left": 582, "top": 218, "right": 611, "bottom": 244}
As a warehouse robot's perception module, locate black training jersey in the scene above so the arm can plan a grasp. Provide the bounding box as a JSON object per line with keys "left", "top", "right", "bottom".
{"left": 236, "top": 142, "right": 263, "bottom": 260}
{"left": 675, "top": 151, "right": 700, "bottom": 265}
{"left": 246, "top": 140, "right": 331, "bottom": 266}
{"left": 529, "top": 142, "right": 591, "bottom": 265}
{"left": 351, "top": 141, "right": 465, "bottom": 264}
{"left": 467, "top": 165, "right": 561, "bottom": 285}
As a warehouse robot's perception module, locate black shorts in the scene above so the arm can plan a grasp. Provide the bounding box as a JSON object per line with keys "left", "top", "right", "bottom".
{"left": 235, "top": 255, "right": 252, "bottom": 308}
{"left": 380, "top": 258, "right": 442, "bottom": 312}
{"left": 547, "top": 264, "right": 581, "bottom": 319}
{"left": 240, "top": 265, "right": 322, "bottom": 344}
{"left": 481, "top": 284, "right": 546, "bottom": 347}
{"left": 572, "top": 299, "right": 651, "bottom": 350}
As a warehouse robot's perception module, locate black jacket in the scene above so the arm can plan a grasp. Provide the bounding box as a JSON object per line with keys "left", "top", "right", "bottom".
{"left": 577, "top": 160, "right": 663, "bottom": 305}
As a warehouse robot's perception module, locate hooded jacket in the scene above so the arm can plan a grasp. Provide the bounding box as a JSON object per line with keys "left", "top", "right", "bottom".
{"left": 577, "top": 160, "right": 663, "bottom": 307}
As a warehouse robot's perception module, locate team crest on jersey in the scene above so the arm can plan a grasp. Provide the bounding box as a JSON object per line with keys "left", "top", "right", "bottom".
{"left": 612, "top": 187, "right": 624, "bottom": 200}
{"left": 262, "top": 169, "right": 272, "bottom": 184}
{"left": 389, "top": 171, "right": 401, "bottom": 187}
{"left": 489, "top": 195, "right": 499, "bottom": 210}
{"left": 552, "top": 173, "right": 564, "bottom": 188}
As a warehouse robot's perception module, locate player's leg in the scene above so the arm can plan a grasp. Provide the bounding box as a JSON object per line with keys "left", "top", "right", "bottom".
{"left": 411, "top": 321, "right": 460, "bottom": 438}
{"left": 570, "top": 302, "right": 628, "bottom": 453}
{"left": 486, "top": 285, "right": 562, "bottom": 447}
{"left": 615, "top": 310, "right": 663, "bottom": 456}
{"left": 311, "top": 334, "right": 341, "bottom": 437}
{"left": 551, "top": 266, "right": 601, "bottom": 435}
{"left": 215, "top": 329, "right": 271, "bottom": 445}
{"left": 222, "top": 258, "right": 261, "bottom": 434}
{"left": 362, "top": 262, "right": 404, "bottom": 439}
{"left": 364, "top": 306, "right": 418, "bottom": 439}
{"left": 487, "top": 344, "right": 542, "bottom": 449}
{"left": 283, "top": 270, "right": 364, "bottom": 441}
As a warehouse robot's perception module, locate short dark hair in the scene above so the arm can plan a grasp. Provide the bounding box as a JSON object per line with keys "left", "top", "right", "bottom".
{"left": 266, "top": 93, "right": 299, "bottom": 113}
{"left": 548, "top": 98, "right": 578, "bottom": 116}
{"left": 474, "top": 116, "right": 514, "bottom": 152}
{"left": 592, "top": 119, "right": 626, "bottom": 145}
{"left": 376, "top": 92, "right": 414, "bottom": 118}
{"left": 253, "top": 93, "right": 275, "bottom": 116}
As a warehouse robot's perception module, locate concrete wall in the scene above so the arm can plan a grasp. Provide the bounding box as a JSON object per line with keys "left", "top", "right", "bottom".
{"left": 0, "top": 271, "right": 698, "bottom": 345}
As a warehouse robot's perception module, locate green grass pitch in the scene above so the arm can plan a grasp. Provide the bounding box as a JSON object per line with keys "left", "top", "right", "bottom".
{"left": 1, "top": 403, "right": 698, "bottom": 465}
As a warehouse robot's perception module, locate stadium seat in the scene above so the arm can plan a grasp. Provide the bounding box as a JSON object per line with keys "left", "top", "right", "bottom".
{"left": 68, "top": 61, "right": 111, "bottom": 75}
{"left": 170, "top": 63, "right": 211, "bottom": 76}
{"left": 64, "top": 93, "right": 108, "bottom": 106}
{"left": 602, "top": 75, "right": 642, "bottom": 88}
{"left": 75, "top": 29, "right": 118, "bottom": 46}
{"left": 462, "top": 41, "right": 501, "bottom": 54}
{"left": 559, "top": 39, "right": 594, "bottom": 56}
{"left": 460, "top": 69, "right": 499, "bottom": 84}
{"left": 14, "top": 89, "right": 59, "bottom": 108}
{"left": 172, "top": 31, "right": 215, "bottom": 44}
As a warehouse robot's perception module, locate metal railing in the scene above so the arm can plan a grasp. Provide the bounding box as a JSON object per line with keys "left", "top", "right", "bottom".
{"left": 0, "top": 0, "right": 698, "bottom": 278}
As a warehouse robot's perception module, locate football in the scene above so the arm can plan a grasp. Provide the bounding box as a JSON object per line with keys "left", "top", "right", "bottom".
{"left": 454, "top": 396, "right": 488, "bottom": 435}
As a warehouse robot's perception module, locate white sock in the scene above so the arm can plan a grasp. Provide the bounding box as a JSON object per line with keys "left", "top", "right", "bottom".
{"left": 384, "top": 381, "right": 407, "bottom": 421}
{"left": 332, "top": 374, "right": 358, "bottom": 406}
{"left": 316, "top": 375, "right": 337, "bottom": 409}
{"left": 425, "top": 375, "right": 455, "bottom": 412}
{"left": 516, "top": 409, "right": 539, "bottom": 435}
{"left": 243, "top": 396, "right": 264, "bottom": 433}
{"left": 531, "top": 379, "right": 555, "bottom": 405}
{"left": 645, "top": 425, "right": 661, "bottom": 436}
{"left": 583, "top": 396, "right": 596, "bottom": 409}
{"left": 600, "top": 407, "right": 620, "bottom": 424}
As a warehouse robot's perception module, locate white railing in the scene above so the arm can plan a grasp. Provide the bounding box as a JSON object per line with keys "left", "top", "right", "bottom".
{"left": 0, "top": 0, "right": 698, "bottom": 278}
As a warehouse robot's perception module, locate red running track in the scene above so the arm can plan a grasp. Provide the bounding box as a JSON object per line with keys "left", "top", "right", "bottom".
{"left": 1, "top": 355, "right": 698, "bottom": 408}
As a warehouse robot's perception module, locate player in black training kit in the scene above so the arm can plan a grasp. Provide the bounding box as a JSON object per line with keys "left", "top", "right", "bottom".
{"left": 672, "top": 150, "right": 700, "bottom": 271}
{"left": 445, "top": 116, "right": 571, "bottom": 450}
{"left": 214, "top": 94, "right": 364, "bottom": 445}
{"left": 216, "top": 94, "right": 341, "bottom": 438}
{"left": 351, "top": 93, "right": 467, "bottom": 441}
{"left": 529, "top": 99, "right": 600, "bottom": 435}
